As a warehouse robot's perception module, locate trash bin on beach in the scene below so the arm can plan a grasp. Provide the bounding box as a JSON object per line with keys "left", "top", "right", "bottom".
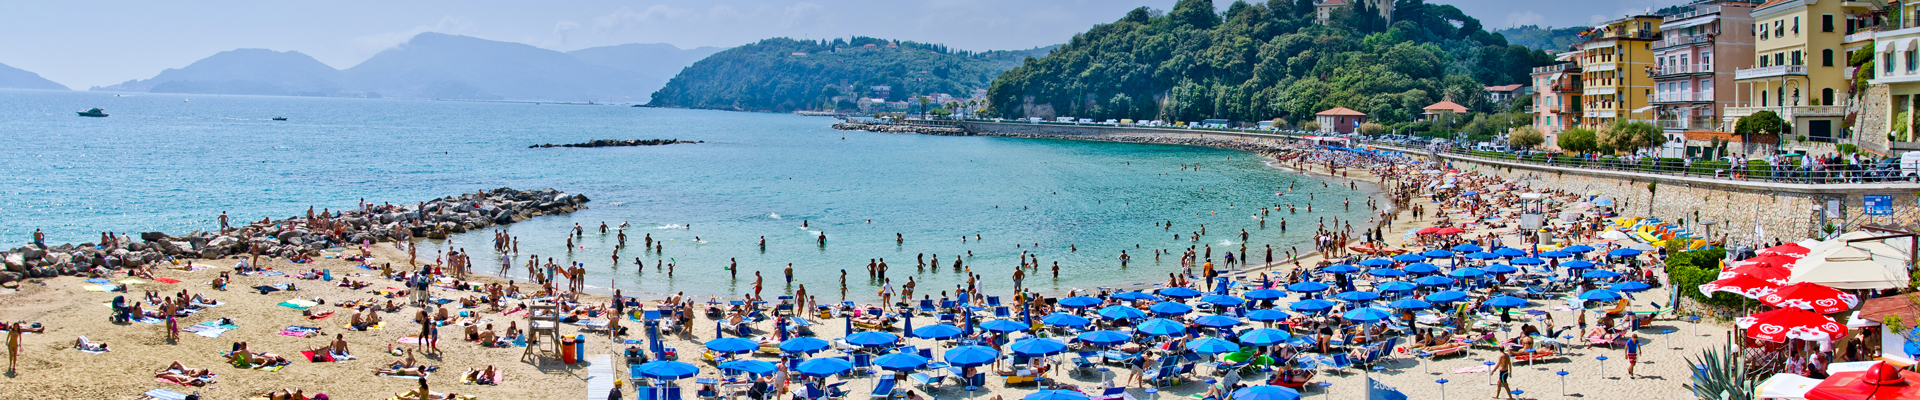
{"left": 574, "top": 334, "right": 586, "bottom": 362}
{"left": 561, "top": 338, "right": 577, "bottom": 364}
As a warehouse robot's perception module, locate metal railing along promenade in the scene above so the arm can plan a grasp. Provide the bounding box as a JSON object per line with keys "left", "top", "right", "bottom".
{"left": 1359, "top": 141, "right": 1916, "bottom": 186}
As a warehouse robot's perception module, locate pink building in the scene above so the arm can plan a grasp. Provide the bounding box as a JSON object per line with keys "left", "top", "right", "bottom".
{"left": 1650, "top": 1, "right": 1758, "bottom": 133}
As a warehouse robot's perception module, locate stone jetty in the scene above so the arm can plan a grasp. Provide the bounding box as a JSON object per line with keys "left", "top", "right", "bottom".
{"left": 831, "top": 121, "right": 966, "bottom": 135}
{"left": 0, "top": 187, "right": 587, "bottom": 285}
{"left": 529, "top": 139, "right": 701, "bottom": 148}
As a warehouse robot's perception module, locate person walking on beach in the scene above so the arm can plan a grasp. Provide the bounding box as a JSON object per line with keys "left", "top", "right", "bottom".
{"left": 1012, "top": 268, "right": 1025, "bottom": 293}
{"left": 1492, "top": 348, "right": 1515, "bottom": 399}
{"left": 1625, "top": 333, "right": 1642, "bottom": 378}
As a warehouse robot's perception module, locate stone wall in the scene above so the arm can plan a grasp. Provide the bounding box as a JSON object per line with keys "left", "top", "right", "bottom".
{"left": 1860, "top": 85, "right": 1892, "bottom": 155}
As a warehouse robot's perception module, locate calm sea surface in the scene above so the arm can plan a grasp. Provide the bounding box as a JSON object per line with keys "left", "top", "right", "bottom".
{"left": 0, "top": 89, "right": 1372, "bottom": 300}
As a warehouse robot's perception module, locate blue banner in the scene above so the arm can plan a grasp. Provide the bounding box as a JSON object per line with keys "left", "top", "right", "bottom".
{"left": 1866, "top": 195, "right": 1893, "bottom": 216}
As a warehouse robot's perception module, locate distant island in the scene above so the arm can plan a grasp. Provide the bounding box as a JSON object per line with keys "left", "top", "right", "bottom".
{"left": 529, "top": 139, "right": 702, "bottom": 148}
{"left": 0, "top": 62, "right": 68, "bottom": 90}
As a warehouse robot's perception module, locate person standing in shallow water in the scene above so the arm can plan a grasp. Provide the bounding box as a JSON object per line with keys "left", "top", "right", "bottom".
{"left": 784, "top": 263, "right": 794, "bottom": 285}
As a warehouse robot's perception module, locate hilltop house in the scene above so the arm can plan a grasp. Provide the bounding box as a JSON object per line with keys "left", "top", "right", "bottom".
{"left": 1421, "top": 100, "right": 1468, "bottom": 121}
{"left": 1485, "top": 84, "right": 1529, "bottom": 103}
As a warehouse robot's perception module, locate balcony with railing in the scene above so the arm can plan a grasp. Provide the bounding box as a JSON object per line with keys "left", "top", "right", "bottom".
{"left": 1661, "top": 5, "right": 1722, "bottom": 24}
{"left": 1735, "top": 65, "right": 1808, "bottom": 80}
{"left": 1724, "top": 105, "right": 1848, "bottom": 119}
{"left": 1655, "top": 34, "right": 1715, "bottom": 50}
{"left": 1653, "top": 63, "right": 1713, "bottom": 76}
{"left": 1656, "top": 116, "right": 1719, "bottom": 131}
{"left": 1651, "top": 91, "right": 1715, "bottom": 103}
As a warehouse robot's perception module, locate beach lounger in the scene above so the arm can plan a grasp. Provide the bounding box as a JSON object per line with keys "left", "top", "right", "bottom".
{"left": 870, "top": 376, "right": 898, "bottom": 399}
{"left": 994, "top": 306, "right": 1011, "bottom": 318}
{"left": 986, "top": 296, "right": 1001, "bottom": 307}
{"left": 1070, "top": 351, "right": 1097, "bottom": 374}
{"left": 909, "top": 372, "right": 944, "bottom": 391}
{"left": 918, "top": 300, "right": 937, "bottom": 315}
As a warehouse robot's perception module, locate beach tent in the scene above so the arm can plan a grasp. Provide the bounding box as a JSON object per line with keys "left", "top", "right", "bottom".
{"left": 1790, "top": 247, "right": 1910, "bottom": 290}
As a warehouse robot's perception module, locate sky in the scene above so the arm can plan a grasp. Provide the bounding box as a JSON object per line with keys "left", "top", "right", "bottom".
{"left": 2, "top": 0, "right": 1681, "bottom": 89}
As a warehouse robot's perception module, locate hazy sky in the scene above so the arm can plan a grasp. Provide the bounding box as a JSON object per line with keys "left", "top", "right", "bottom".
{"left": 3, "top": 0, "right": 1679, "bottom": 89}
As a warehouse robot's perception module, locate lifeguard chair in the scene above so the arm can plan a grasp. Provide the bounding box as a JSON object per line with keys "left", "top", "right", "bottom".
{"left": 522, "top": 298, "right": 563, "bottom": 363}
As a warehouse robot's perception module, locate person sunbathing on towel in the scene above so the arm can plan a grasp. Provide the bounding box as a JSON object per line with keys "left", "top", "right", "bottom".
{"left": 476, "top": 324, "right": 500, "bottom": 346}
{"left": 74, "top": 336, "right": 109, "bottom": 352}
{"left": 377, "top": 365, "right": 429, "bottom": 377}
{"left": 462, "top": 365, "right": 498, "bottom": 385}
{"left": 263, "top": 388, "right": 311, "bottom": 400}
{"left": 230, "top": 343, "right": 289, "bottom": 366}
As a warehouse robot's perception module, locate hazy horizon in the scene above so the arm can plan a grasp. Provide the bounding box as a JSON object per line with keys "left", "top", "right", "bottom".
{"left": 3, "top": 0, "right": 1681, "bottom": 89}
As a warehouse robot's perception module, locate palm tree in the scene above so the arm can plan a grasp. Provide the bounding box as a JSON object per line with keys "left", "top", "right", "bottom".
{"left": 917, "top": 96, "right": 932, "bottom": 119}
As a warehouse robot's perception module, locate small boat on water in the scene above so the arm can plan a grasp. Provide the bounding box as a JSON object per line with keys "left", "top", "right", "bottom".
{"left": 271, "top": 117, "right": 287, "bottom": 121}
{"left": 77, "top": 108, "right": 108, "bottom": 117}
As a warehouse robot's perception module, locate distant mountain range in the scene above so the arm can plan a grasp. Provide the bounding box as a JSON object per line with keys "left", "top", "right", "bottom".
{"left": 94, "top": 33, "right": 718, "bottom": 102}
{"left": 0, "top": 62, "right": 69, "bottom": 90}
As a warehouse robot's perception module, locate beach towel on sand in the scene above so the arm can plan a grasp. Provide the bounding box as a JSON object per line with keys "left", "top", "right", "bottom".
{"left": 185, "top": 321, "right": 239, "bottom": 338}
{"left": 144, "top": 388, "right": 191, "bottom": 400}
{"left": 278, "top": 326, "right": 322, "bottom": 337}
{"left": 278, "top": 299, "right": 319, "bottom": 309}
{"left": 154, "top": 278, "right": 182, "bottom": 284}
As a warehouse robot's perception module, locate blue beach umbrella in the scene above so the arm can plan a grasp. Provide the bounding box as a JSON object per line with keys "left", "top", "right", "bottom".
{"left": 1493, "top": 248, "right": 1528, "bottom": 258}
{"left": 1200, "top": 294, "right": 1247, "bottom": 307}
{"left": 1041, "top": 313, "right": 1092, "bottom": 328}
{"left": 1158, "top": 287, "right": 1203, "bottom": 299}
{"left": 1608, "top": 248, "right": 1643, "bottom": 258}
{"left": 1422, "top": 249, "right": 1456, "bottom": 259}
{"left": 874, "top": 353, "right": 930, "bottom": 371}
{"left": 779, "top": 337, "right": 831, "bottom": 354}
{"left": 1388, "top": 298, "right": 1433, "bottom": 310}
{"left": 1562, "top": 260, "right": 1598, "bottom": 269}
{"left": 1231, "top": 385, "right": 1302, "bottom": 400}
{"left": 1539, "top": 251, "right": 1574, "bottom": 259}
{"left": 1451, "top": 244, "right": 1484, "bottom": 253}
{"left": 796, "top": 357, "right": 855, "bottom": 377}
{"left": 1424, "top": 290, "right": 1469, "bottom": 303}
{"left": 1377, "top": 281, "right": 1418, "bottom": 293}
{"left": 1563, "top": 245, "right": 1596, "bottom": 254}
{"left": 634, "top": 360, "right": 700, "bottom": 379}
{"left": 1246, "top": 308, "right": 1291, "bottom": 323}
{"left": 1483, "top": 264, "right": 1520, "bottom": 274}
{"left": 1097, "top": 305, "right": 1149, "bottom": 320}
{"left": 1510, "top": 257, "right": 1546, "bottom": 266}
{"left": 1343, "top": 307, "right": 1392, "bottom": 322}
{"left": 1185, "top": 337, "right": 1242, "bottom": 354}
{"left": 1414, "top": 276, "right": 1455, "bottom": 287}
{"left": 1111, "top": 291, "right": 1158, "bottom": 301}
{"left": 1287, "top": 281, "right": 1331, "bottom": 293}
{"left": 1486, "top": 296, "right": 1530, "bottom": 308}
{"left": 705, "top": 338, "right": 759, "bottom": 354}
{"left": 845, "top": 331, "right": 900, "bottom": 348}
{"left": 1025, "top": 390, "right": 1093, "bottom": 400}
{"left": 943, "top": 345, "right": 1000, "bottom": 367}
{"left": 979, "top": 319, "right": 1028, "bottom": 334}
{"left": 1075, "top": 330, "right": 1133, "bottom": 346}
{"left": 1404, "top": 263, "right": 1442, "bottom": 275}
{"left": 1194, "top": 315, "right": 1244, "bottom": 329}
{"left": 912, "top": 324, "right": 964, "bottom": 340}
{"left": 1447, "top": 267, "right": 1486, "bottom": 278}
{"left": 1393, "top": 253, "right": 1427, "bottom": 263}
{"left": 1367, "top": 268, "right": 1407, "bottom": 278}
{"left": 1058, "top": 296, "right": 1103, "bottom": 309}
{"left": 1244, "top": 289, "right": 1288, "bottom": 301}
{"left": 1289, "top": 299, "right": 1336, "bottom": 312}
{"left": 1239, "top": 328, "right": 1292, "bottom": 346}
{"left": 1136, "top": 318, "right": 1188, "bottom": 336}
{"left": 1577, "top": 289, "right": 1622, "bottom": 302}
{"left": 1466, "top": 252, "right": 1501, "bottom": 260}
{"left": 1359, "top": 258, "right": 1395, "bottom": 267}
{"left": 1324, "top": 264, "right": 1361, "bottom": 274}
{"left": 1582, "top": 270, "right": 1623, "bottom": 279}
{"left": 1149, "top": 302, "right": 1195, "bottom": 316}
{"left": 1609, "top": 281, "right": 1652, "bottom": 293}
{"left": 1009, "top": 338, "right": 1069, "bottom": 357}
{"left": 719, "top": 359, "right": 777, "bottom": 375}
{"left": 1334, "top": 291, "right": 1381, "bottom": 302}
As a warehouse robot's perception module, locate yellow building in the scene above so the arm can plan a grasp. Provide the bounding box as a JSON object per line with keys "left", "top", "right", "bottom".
{"left": 1577, "top": 15, "right": 1663, "bottom": 128}
{"left": 1728, "top": 0, "right": 1873, "bottom": 142}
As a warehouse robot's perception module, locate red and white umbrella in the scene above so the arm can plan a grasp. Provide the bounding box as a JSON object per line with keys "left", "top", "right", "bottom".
{"left": 1759, "top": 243, "right": 1811, "bottom": 258}
{"left": 1698, "top": 275, "right": 1780, "bottom": 299}
{"left": 1722, "top": 255, "right": 1799, "bottom": 285}
{"left": 1759, "top": 282, "right": 1859, "bottom": 314}
{"left": 1736, "top": 307, "right": 1846, "bottom": 343}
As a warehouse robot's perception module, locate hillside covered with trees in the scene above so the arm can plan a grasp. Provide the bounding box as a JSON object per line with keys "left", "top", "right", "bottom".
{"left": 647, "top": 37, "right": 1050, "bottom": 112}
{"left": 985, "top": 0, "right": 1556, "bottom": 127}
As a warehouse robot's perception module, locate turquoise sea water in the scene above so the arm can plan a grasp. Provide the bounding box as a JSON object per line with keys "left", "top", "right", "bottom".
{"left": 0, "top": 89, "right": 1372, "bottom": 300}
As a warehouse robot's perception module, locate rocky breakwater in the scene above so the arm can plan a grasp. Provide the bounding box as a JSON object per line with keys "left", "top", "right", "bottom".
{"left": 530, "top": 139, "right": 702, "bottom": 148}
{"left": 0, "top": 188, "right": 588, "bottom": 286}
{"left": 832, "top": 121, "right": 967, "bottom": 136}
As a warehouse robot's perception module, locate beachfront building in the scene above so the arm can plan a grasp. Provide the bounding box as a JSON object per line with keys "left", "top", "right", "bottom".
{"left": 1651, "top": 2, "right": 1757, "bottom": 134}
{"left": 1314, "top": 107, "right": 1367, "bottom": 134}
{"left": 1485, "top": 84, "right": 1529, "bottom": 104}
{"left": 1576, "top": 15, "right": 1664, "bottom": 128}
{"left": 1421, "top": 100, "right": 1468, "bottom": 122}
{"left": 1532, "top": 61, "right": 1583, "bottom": 138}
{"left": 1858, "top": 1, "right": 1920, "bottom": 154}
{"left": 1727, "top": 0, "right": 1871, "bottom": 144}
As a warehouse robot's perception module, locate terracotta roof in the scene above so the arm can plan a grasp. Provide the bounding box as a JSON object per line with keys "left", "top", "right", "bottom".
{"left": 1756, "top": 0, "right": 1792, "bottom": 11}
{"left": 1485, "top": 84, "right": 1525, "bottom": 92}
{"left": 1423, "top": 101, "right": 1468, "bottom": 113}
{"left": 1859, "top": 296, "right": 1920, "bottom": 325}
{"left": 1316, "top": 107, "right": 1366, "bottom": 116}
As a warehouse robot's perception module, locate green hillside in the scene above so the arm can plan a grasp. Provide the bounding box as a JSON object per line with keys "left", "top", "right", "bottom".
{"left": 985, "top": 0, "right": 1556, "bottom": 124}
{"left": 647, "top": 37, "right": 1049, "bottom": 112}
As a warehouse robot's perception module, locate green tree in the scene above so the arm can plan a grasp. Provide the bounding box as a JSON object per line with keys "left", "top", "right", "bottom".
{"left": 1301, "top": 120, "right": 1322, "bottom": 132}
{"left": 1558, "top": 127, "right": 1598, "bottom": 153}
{"left": 1735, "top": 110, "right": 1787, "bottom": 136}
{"left": 1359, "top": 122, "right": 1387, "bottom": 136}
{"left": 1603, "top": 119, "right": 1661, "bottom": 154}
{"left": 1508, "top": 126, "right": 1545, "bottom": 149}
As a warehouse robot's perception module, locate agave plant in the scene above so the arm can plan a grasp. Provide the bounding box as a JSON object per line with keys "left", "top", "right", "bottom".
{"left": 1685, "top": 343, "right": 1757, "bottom": 400}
